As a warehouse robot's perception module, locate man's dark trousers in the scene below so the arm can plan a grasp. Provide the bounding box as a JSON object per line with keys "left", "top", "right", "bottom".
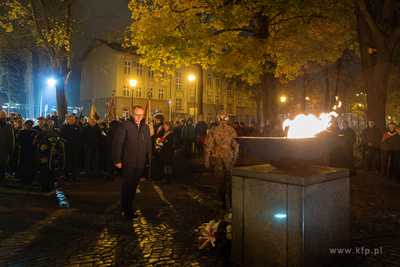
{"left": 121, "top": 167, "right": 144, "bottom": 215}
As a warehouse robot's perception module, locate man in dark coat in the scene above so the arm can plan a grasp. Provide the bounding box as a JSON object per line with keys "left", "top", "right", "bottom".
{"left": 381, "top": 122, "right": 397, "bottom": 180}
{"left": 59, "top": 114, "right": 82, "bottom": 180}
{"left": 17, "top": 120, "right": 37, "bottom": 184}
{"left": 340, "top": 120, "right": 357, "bottom": 176}
{"left": 82, "top": 118, "right": 101, "bottom": 176}
{"left": 362, "top": 119, "right": 382, "bottom": 172}
{"left": 0, "top": 110, "right": 14, "bottom": 186}
{"left": 51, "top": 111, "right": 59, "bottom": 129}
{"left": 113, "top": 105, "right": 152, "bottom": 219}
{"left": 33, "top": 116, "right": 45, "bottom": 134}
{"left": 195, "top": 114, "right": 208, "bottom": 157}
{"left": 173, "top": 120, "right": 182, "bottom": 150}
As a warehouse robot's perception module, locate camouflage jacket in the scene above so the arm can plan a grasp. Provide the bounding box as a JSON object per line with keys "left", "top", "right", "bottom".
{"left": 204, "top": 121, "right": 239, "bottom": 162}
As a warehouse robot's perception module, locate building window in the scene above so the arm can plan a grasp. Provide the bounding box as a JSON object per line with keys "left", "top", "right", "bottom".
{"left": 122, "top": 108, "right": 129, "bottom": 118}
{"left": 215, "top": 95, "right": 219, "bottom": 104}
{"left": 124, "top": 61, "right": 131, "bottom": 75}
{"left": 251, "top": 115, "right": 255, "bottom": 123}
{"left": 149, "top": 87, "right": 154, "bottom": 99}
{"left": 238, "top": 97, "right": 242, "bottom": 106}
{"left": 207, "top": 113, "right": 212, "bottom": 124}
{"left": 245, "top": 98, "right": 248, "bottom": 107}
{"left": 190, "top": 91, "right": 195, "bottom": 102}
{"left": 251, "top": 99, "right": 255, "bottom": 107}
{"left": 227, "top": 81, "right": 232, "bottom": 97}
{"left": 176, "top": 98, "right": 182, "bottom": 109}
{"left": 161, "top": 71, "right": 166, "bottom": 78}
{"left": 137, "top": 63, "right": 143, "bottom": 77}
{"left": 207, "top": 74, "right": 212, "bottom": 86}
{"left": 148, "top": 67, "right": 154, "bottom": 78}
{"left": 215, "top": 76, "right": 219, "bottom": 87}
{"left": 159, "top": 88, "right": 164, "bottom": 99}
{"left": 123, "top": 85, "right": 130, "bottom": 97}
{"left": 176, "top": 71, "right": 182, "bottom": 91}
{"left": 227, "top": 103, "right": 232, "bottom": 113}
{"left": 136, "top": 86, "right": 142, "bottom": 98}
{"left": 207, "top": 94, "right": 212, "bottom": 103}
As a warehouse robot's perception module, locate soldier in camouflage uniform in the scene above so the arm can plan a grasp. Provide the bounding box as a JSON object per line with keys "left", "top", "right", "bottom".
{"left": 204, "top": 110, "right": 239, "bottom": 209}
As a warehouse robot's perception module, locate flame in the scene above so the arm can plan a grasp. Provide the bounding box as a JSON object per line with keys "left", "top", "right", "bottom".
{"left": 282, "top": 112, "right": 338, "bottom": 138}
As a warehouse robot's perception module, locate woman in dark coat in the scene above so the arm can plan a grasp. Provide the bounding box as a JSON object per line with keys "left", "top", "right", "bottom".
{"left": 156, "top": 121, "right": 175, "bottom": 183}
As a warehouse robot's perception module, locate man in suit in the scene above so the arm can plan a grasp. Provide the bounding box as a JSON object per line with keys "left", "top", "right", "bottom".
{"left": 113, "top": 105, "right": 152, "bottom": 219}
{"left": 0, "top": 110, "right": 14, "bottom": 186}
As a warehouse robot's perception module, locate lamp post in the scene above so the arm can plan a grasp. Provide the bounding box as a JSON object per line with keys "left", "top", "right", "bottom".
{"left": 44, "top": 78, "right": 56, "bottom": 117}
{"left": 188, "top": 75, "right": 196, "bottom": 123}
{"left": 130, "top": 79, "right": 137, "bottom": 109}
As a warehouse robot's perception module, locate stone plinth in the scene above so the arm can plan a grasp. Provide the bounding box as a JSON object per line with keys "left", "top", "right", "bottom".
{"left": 231, "top": 164, "right": 350, "bottom": 267}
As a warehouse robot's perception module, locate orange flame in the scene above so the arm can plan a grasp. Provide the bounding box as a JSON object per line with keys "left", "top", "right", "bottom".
{"left": 283, "top": 112, "right": 338, "bottom": 138}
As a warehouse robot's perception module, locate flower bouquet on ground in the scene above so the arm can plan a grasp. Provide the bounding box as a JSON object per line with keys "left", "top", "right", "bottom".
{"left": 198, "top": 213, "right": 231, "bottom": 253}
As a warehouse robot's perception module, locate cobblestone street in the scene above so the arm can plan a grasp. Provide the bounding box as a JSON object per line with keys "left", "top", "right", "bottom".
{"left": 0, "top": 164, "right": 400, "bottom": 266}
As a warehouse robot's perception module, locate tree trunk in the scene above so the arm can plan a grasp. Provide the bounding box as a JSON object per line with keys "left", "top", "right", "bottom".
{"left": 25, "top": 51, "right": 35, "bottom": 119}
{"left": 323, "top": 66, "right": 330, "bottom": 111}
{"left": 301, "top": 71, "right": 307, "bottom": 113}
{"left": 261, "top": 69, "right": 278, "bottom": 123}
{"left": 195, "top": 65, "right": 203, "bottom": 124}
{"left": 332, "top": 55, "right": 343, "bottom": 110}
{"left": 55, "top": 59, "right": 70, "bottom": 123}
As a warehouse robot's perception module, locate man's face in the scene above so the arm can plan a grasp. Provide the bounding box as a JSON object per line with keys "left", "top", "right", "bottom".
{"left": 199, "top": 115, "right": 204, "bottom": 121}
{"left": 132, "top": 108, "right": 144, "bottom": 122}
{"left": 25, "top": 122, "right": 33, "bottom": 130}
{"left": 234, "top": 123, "right": 239, "bottom": 129}
{"left": 332, "top": 122, "right": 338, "bottom": 128}
{"left": 89, "top": 118, "right": 96, "bottom": 126}
{"left": 342, "top": 121, "right": 349, "bottom": 129}
{"left": 155, "top": 118, "right": 160, "bottom": 124}
{"left": 68, "top": 116, "right": 75, "bottom": 125}
{"left": 10, "top": 114, "right": 16, "bottom": 119}
{"left": 389, "top": 125, "right": 395, "bottom": 132}
{"left": 0, "top": 111, "right": 6, "bottom": 121}
{"left": 175, "top": 122, "right": 180, "bottom": 128}
{"left": 38, "top": 119, "right": 44, "bottom": 126}
{"left": 369, "top": 121, "right": 375, "bottom": 128}
{"left": 187, "top": 120, "right": 192, "bottom": 125}
{"left": 48, "top": 121, "right": 54, "bottom": 129}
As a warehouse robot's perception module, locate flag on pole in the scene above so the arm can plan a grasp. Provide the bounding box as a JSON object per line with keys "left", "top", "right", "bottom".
{"left": 144, "top": 97, "right": 154, "bottom": 136}
{"left": 106, "top": 94, "right": 116, "bottom": 119}
{"left": 89, "top": 100, "right": 101, "bottom": 121}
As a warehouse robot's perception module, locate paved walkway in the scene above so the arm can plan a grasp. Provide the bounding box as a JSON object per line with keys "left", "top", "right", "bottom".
{"left": 0, "top": 162, "right": 400, "bottom": 266}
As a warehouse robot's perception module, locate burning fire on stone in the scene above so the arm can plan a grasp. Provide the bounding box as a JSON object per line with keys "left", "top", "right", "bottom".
{"left": 282, "top": 112, "right": 338, "bottom": 138}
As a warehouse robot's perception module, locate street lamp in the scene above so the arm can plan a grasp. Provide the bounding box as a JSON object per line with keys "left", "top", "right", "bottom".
{"left": 188, "top": 75, "right": 196, "bottom": 123}
{"left": 130, "top": 79, "right": 137, "bottom": 109}
{"left": 47, "top": 78, "right": 56, "bottom": 86}
{"left": 280, "top": 96, "right": 286, "bottom": 103}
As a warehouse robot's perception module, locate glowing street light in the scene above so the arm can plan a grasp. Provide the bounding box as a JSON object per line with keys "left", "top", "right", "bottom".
{"left": 188, "top": 75, "right": 195, "bottom": 82}
{"left": 47, "top": 78, "right": 56, "bottom": 86}
{"left": 129, "top": 79, "right": 137, "bottom": 87}
{"left": 281, "top": 96, "right": 286, "bottom": 103}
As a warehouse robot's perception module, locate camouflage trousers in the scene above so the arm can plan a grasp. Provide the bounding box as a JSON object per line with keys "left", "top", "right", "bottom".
{"left": 214, "top": 157, "right": 233, "bottom": 209}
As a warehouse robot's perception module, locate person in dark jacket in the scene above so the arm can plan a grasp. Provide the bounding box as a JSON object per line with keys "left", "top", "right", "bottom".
{"left": 0, "top": 110, "right": 14, "bottom": 186}
{"left": 156, "top": 121, "right": 175, "bottom": 183}
{"left": 246, "top": 121, "right": 258, "bottom": 137}
{"left": 195, "top": 114, "right": 208, "bottom": 157}
{"left": 105, "top": 117, "right": 119, "bottom": 181}
{"left": 234, "top": 122, "right": 243, "bottom": 137}
{"left": 113, "top": 105, "right": 152, "bottom": 220}
{"left": 33, "top": 116, "right": 45, "bottom": 133}
{"left": 181, "top": 117, "right": 196, "bottom": 157}
{"left": 51, "top": 111, "right": 59, "bottom": 129}
{"left": 59, "top": 114, "right": 82, "bottom": 180}
{"left": 152, "top": 113, "right": 165, "bottom": 180}
{"left": 340, "top": 120, "right": 357, "bottom": 176}
{"left": 17, "top": 120, "right": 37, "bottom": 184}
{"left": 362, "top": 119, "right": 382, "bottom": 172}
{"left": 82, "top": 118, "right": 101, "bottom": 176}
{"left": 173, "top": 120, "right": 182, "bottom": 151}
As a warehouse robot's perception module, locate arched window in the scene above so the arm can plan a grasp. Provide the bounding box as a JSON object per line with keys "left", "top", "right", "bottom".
{"left": 207, "top": 74, "right": 212, "bottom": 86}
{"left": 251, "top": 115, "right": 255, "bottom": 124}
{"left": 122, "top": 108, "right": 129, "bottom": 118}
{"left": 245, "top": 115, "right": 249, "bottom": 126}
{"left": 238, "top": 115, "right": 242, "bottom": 123}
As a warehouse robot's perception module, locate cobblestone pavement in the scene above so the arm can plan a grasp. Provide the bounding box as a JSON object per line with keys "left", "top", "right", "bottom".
{"left": 0, "top": 165, "right": 400, "bottom": 266}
